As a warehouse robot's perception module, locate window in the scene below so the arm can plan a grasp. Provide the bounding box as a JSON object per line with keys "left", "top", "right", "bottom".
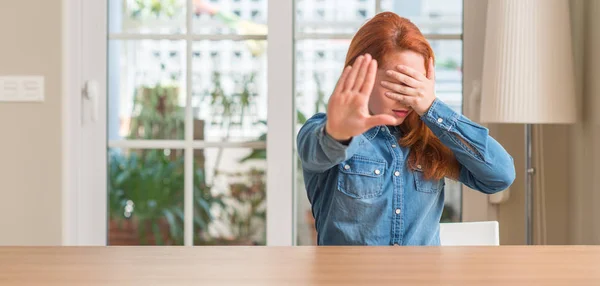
{"left": 294, "top": 0, "right": 464, "bottom": 245}
{"left": 108, "top": 0, "right": 269, "bottom": 246}
{"left": 86, "top": 0, "right": 461, "bottom": 247}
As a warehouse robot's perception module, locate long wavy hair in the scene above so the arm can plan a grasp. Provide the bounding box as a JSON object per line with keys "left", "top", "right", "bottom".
{"left": 345, "top": 12, "right": 460, "bottom": 180}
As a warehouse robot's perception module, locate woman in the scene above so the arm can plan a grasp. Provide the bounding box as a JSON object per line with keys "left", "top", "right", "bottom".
{"left": 297, "top": 12, "right": 515, "bottom": 246}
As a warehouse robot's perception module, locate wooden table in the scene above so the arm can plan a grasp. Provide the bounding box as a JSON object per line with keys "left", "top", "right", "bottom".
{"left": 1, "top": 246, "right": 599, "bottom": 285}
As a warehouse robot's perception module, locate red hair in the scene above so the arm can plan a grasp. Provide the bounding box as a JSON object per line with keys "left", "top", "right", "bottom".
{"left": 345, "top": 12, "right": 460, "bottom": 180}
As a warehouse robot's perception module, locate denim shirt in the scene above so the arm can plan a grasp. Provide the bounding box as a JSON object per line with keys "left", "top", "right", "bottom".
{"left": 297, "top": 99, "right": 516, "bottom": 246}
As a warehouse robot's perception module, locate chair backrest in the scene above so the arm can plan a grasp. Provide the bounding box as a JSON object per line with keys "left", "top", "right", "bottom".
{"left": 439, "top": 221, "right": 500, "bottom": 246}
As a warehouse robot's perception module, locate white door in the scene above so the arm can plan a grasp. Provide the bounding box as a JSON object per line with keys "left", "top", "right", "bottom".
{"left": 63, "top": 0, "right": 108, "bottom": 245}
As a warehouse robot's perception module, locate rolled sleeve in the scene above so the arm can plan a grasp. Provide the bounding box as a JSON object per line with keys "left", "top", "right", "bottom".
{"left": 297, "top": 113, "right": 363, "bottom": 173}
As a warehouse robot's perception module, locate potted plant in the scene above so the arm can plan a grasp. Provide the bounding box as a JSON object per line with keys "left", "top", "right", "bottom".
{"left": 195, "top": 71, "right": 263, "bottom": 244}
{"left": 108, "top": 147, "right": 225, "bottom": 245}
{"left": 109, "top": 149, "right": 179, "bottom": 245}
{"left": 109, "top": 75, "right": 224, "bottom": 244}
{"left": 197, "top": 168, "right": 266, "bottom": 245}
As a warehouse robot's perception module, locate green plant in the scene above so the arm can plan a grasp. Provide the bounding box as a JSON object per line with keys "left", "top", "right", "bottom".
{"left": 128, "top": 0, "right": 179, "bottom": 19}
{"left": 436, "top": 58, "right": 460, "bottom": 70}
{"left": 128, "top": 84, "right": 184, "bottom": 140}
{"left": 206, "top": 72, "right": 260, "bottom": 175}
{"left": 229, "top": 108, "right": 308, "bottom": 244}
{"left": 109, "top": 66, "right": 224, "bottom": 244}
{"left": 199, "top": 71, "right": 271, "bottom": 244}
{"left": 313, "top": 72, "right": 328, "bottom": 113}
{"left": 221, "top": 168, "right": 266, "bottom": 245}
{"left": 108, "top": 149, "right": 224, "bottom": 245}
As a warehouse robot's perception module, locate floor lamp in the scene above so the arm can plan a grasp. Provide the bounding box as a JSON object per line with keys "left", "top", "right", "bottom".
{"left": 480, "top": 0, "right": 577, "bottom": 245}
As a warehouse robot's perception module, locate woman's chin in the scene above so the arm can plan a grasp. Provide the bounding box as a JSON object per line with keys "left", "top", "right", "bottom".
{"left": 388, "top": 116, "right": 405, "bottom": 126}
{"left": 390, "top": 113, "right": 406, "bottom": 125}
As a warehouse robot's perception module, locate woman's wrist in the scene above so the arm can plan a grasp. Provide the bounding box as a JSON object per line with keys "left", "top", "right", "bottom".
{"left": 323, "top": 124, "right": 352, "bottom": 145}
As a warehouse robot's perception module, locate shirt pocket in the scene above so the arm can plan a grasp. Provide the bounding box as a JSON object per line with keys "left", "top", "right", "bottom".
{"left": 337, "top": 156, "right": 386, "bottom": 199}
{"left": 413, "top": 168, "right": 445, "bottom": 194}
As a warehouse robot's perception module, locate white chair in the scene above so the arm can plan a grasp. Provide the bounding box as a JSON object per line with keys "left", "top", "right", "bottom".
{"left": 439, "top": 221, "right": 500, "bottom": 246}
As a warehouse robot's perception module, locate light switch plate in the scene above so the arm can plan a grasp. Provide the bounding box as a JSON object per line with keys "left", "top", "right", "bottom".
{"left": 0, "top": 76, "right": 44, "bottom": 102}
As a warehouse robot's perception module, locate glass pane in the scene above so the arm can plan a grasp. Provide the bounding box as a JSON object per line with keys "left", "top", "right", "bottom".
{"left": 108, "top": 0, "right": 187, "bottom": 34}
{"left": 191, "top": 40, "right": 267, "bottom": 142}
{"left": 295, "top": 39, "right": 350, "bottom": 119}
{"left": 295, "top": 0, "right": 375, "bottom": 34}
{"left": 381, "top": 0, "right": 463, "bottom": 34}
{"left": 430, "top": 40, "right": 463, "bottom": 114}
{"left": 192, "top": 0, "right": 268, "bottom": 35}
{"left": 108, "top": 40, "right": 186, "bottom": 141}
{"left": 194, "top": 147, "right": 267, "bottom": 245}
{"left": 108, "top": 148, "right": 184, "bottom": 245}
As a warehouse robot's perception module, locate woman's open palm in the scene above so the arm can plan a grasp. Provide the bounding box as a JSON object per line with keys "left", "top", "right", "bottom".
{"left": 325, "top": 54, "right": 397, "bottom": 141}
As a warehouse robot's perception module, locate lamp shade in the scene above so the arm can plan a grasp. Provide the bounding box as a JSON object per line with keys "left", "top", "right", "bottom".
{"left": 480, "top": 0, "right": 577, "bottom": 124}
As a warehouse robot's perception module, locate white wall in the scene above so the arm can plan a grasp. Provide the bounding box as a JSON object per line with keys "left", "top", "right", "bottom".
{"left": 463, "top": 0, "right": 600, "bottom": 245}
{"left": 0, "top": 0, "right": 63, "bottom": 245}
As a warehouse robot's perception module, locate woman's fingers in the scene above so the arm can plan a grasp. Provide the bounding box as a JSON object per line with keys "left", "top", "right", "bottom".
{"left": 381, "top": 80, "right": 419, "bottom": 97}
{"left": 385, "top": 70, "right": 420, "bottom": 88}
{"left": 384, "top": 92, "right": 419, "bottom": 107}
{"left": 365, "top": 114, "right": 397, "bottom": 129}
{"left": 344, "top": 55, "right": 365, "bottom": 92}
{"left": 427, "top": 57, "right": 435, "bottom": 80}
{"left": 333, "top": 65, "right": 352, "bottom": 95}
{"left": 359, "top": 59, "right": 378, "bottom": 95}
{"left": 352, "top": 54, "right": 372, "bottom": 91}
{"left": 396, "top": 65, "right": 427, "bottom": 82}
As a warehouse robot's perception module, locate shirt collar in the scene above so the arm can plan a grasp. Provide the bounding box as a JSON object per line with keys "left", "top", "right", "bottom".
{"left": 363, "top": 125, "right": 401, "bottom": 140}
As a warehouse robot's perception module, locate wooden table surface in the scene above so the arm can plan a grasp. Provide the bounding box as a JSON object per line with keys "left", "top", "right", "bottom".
{"left": 1, "top": 246, "right": 599, "bottom": 285}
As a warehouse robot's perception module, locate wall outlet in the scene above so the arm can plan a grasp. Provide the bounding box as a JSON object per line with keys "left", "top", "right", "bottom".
{"left": 0, "top": 76, "right": 44, "bottom": 102}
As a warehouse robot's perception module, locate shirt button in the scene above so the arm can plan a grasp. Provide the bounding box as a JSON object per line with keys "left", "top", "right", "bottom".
{"left": 391, "top": 144, "right": 397, "bottom": 148}
{"left": 437, "top": 118, "right": 444, "bottom": 123}
{"left": 344, "top": 164, "right": 350, "bottom": 170}
{"left": 380, "top": 127, "right": 386, "bottom": 131}
{"left": 417, "top": 164, "right": 422, "bottom": 169}
{"left": 374, "top": 169, "right": 381, "bottom": 175}
{"left": 395, "top": 209, "right": 401, "bottom": 215}
{"left": 394, "top": 171, "right": 400, "bottom": 177}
